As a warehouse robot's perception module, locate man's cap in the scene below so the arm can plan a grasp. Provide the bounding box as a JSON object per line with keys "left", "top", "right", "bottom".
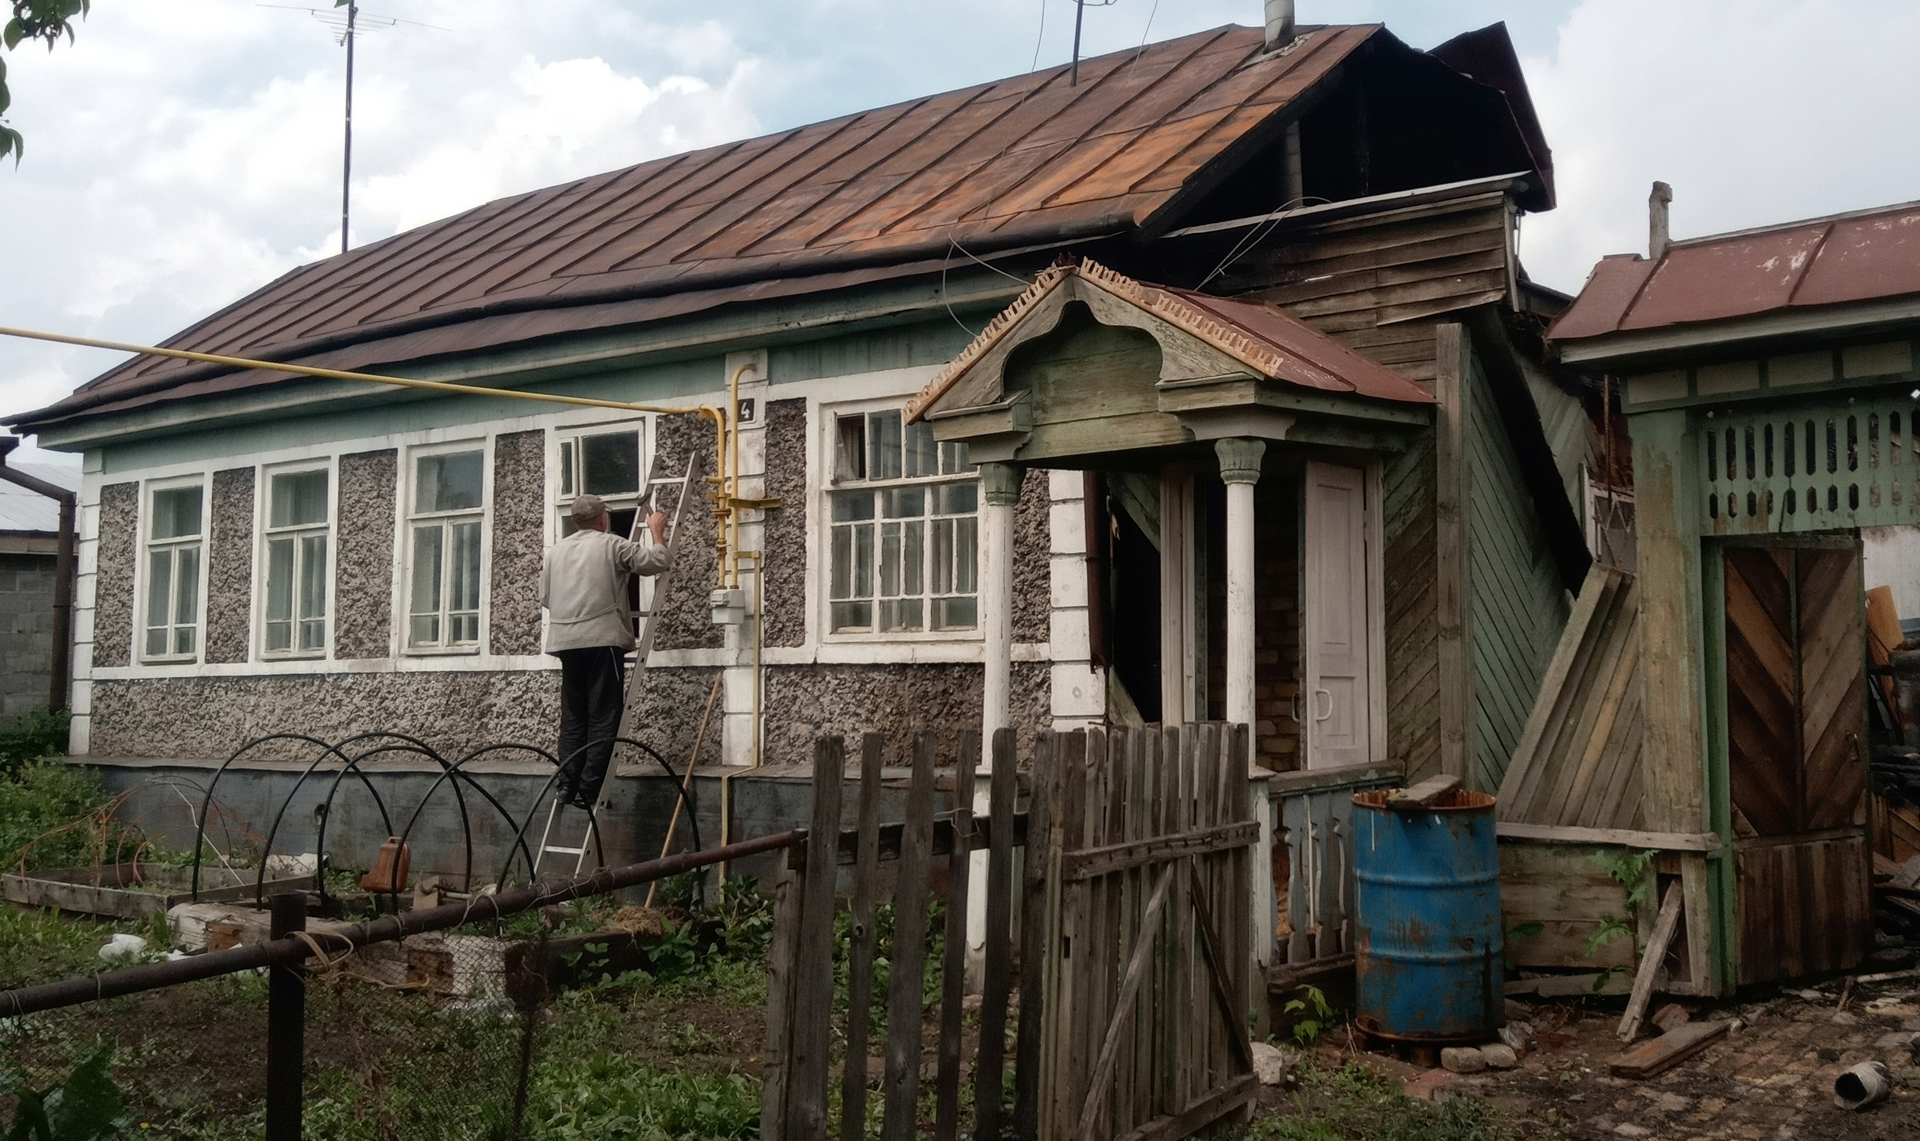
{"left": 569, "top": 494, "right": 609, "bottom": 525}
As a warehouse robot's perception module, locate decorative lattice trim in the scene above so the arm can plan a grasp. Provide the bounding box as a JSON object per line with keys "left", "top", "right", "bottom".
{"left": 901, "top": 260, "right": 1075, "bottom": 423}
{"left": 1076, "top": 259, "right": 1293, "bottom": 381}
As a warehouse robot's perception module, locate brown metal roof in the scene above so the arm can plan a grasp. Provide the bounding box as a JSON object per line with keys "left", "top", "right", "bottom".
{"left": 1549, "top": 199, "right": 1920, "bottom": 344}
{"left": 18, "top": 23, "right": 1381, "bottom": 432}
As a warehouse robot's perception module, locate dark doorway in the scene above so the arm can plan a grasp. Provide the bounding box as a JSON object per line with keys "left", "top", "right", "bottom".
{"left": 1105, "top": 479, "right": 1162, "bottom": 724}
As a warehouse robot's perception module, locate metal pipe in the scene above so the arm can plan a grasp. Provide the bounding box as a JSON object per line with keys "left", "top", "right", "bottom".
{"left": 0, "top": 439, "right": 76, "bottom": 712}
{"left": 0, "top": 828, "right": 799, "bottom": 1020}
{"left": 1265, "top": 0, "right": 1295, "bottom": 49}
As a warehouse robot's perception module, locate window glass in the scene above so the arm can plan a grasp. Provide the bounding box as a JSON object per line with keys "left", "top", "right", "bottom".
{"left": 415, "top": 451, "right": 484, "bottom": 513}
{"left": 265, "top": 538, "right": 295, "bottom": 652}
{"left": 150, "top": 487, "right": 202, "bottom": 540}
{"left": 559, "top": 440, "right": 576, "bottom": 497}
{"left": 581, "top": 432, "right": 640, "bottom": 496}
{"left": 867, "top": 411, "right": 903, "bottom": 480}
{"left": 269, "top": 471, "right": 329, "bottom": 528}
{"left": 409, "top": 524, "right": 444, "bottom": 645}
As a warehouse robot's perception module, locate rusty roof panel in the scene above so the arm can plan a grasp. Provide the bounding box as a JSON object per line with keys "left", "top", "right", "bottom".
{"left": 20, "top": 23, "right": 1380, "bottom": 428}
{"left": 1551, "top": 200, "right": 1920, "bottom": 344}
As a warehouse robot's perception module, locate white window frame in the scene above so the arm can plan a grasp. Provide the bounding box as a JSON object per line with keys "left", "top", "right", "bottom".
{"left": 819, "top": 400, "right": 980, "bottom": 642}
{"left": 403, "top": 441, "right": 490, "bottom": 655}
{"left": 138, "top": 476, "right": 208, "bottom": 664}
{"left": 552, "top": 417, "right": 651, "bottom": 538}
{"left": 257, "top": 462, "right": 335, "bottom": 659}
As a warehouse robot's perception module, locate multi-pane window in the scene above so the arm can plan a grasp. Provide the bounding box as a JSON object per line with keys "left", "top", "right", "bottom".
{"left": 262, "top": 469, "right": 330, "bottom": 655}
{"left": 407, "top": 450, "right": 485, "bottom": 650}
{"left": 556, "top": 427, "right": 644, "bottom": 537}
{"left": 143, "top": 484, "right": 204, "bottom": 660}
{"left": 828, "top": 409, "right": 977, "bottom": 634}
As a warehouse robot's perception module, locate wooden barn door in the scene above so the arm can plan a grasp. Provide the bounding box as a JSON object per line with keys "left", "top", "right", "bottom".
{"left": 1722, "top": 542, "right": 1870, "bottom": 985}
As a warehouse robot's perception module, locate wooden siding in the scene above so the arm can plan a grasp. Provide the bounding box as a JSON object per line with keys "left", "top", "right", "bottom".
{"left": 1736, "top": 835, "right": 1870, "bottom": 986}
{"left": 1496, "top": 567, "right": 1646, "bottom": 829}
{"left": 1499, "top": 843, "right": 1636, "bottom": 970}
{"left": 1525, "top": 365, "right": 1599, "bottom": 514}
{"left": 1383, "top": 433, "right": 1440, "bottom": 781}
{"left": 1466, "top": 346, "right": 1570, "bottom": 795}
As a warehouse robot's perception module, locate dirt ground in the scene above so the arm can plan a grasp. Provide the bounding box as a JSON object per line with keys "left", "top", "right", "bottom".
{"left": 1307, "top": 972, "right": 1920, "bottom": 1141}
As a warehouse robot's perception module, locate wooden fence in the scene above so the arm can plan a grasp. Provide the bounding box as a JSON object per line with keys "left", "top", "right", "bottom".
{"left": 1270, "top": 766, "right": 1401, "bottom": 969}
{"left": 761, "top": 724, "right": 1258, "bottom": 1141}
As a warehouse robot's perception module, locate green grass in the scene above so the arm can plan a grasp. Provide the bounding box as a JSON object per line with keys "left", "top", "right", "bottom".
{"left": 1233, "top": 1062, "right": 1548, "bottom": 1141}
{"left": 0, "top": 761, "right": 139, "bottom": 874}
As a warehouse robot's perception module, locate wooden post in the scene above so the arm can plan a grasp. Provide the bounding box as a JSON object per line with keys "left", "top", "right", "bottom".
{"left": 763, "top": 848, "right": 805, "bottom": 1140}
{"left": 881, "top": 733, "right": 939, "bottom": 1141}
{"left": 975, "top": 728, "right": 1019, "bottom": 1139}
{"left": 1435, "top": 322, "right": 1474, "bottom": 785}
{"left": 1216, "top": 440, "right": 1265, "bottom": 731}
{"left": 788, "top": 738, "right": 848, "bottom": 1139}
{"left": 1013, "top": 732, "right": 1058, "bottom": 1141}
{"left": 840, "top": 735, "right": 886, "bottom": 1141}
{"left": 265, "top": 892, "right": 306, "bottom": 1141}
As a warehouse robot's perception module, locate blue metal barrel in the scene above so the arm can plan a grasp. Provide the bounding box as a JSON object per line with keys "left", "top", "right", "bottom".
{"left": 1350, "top": 787, "right": 1502, "bottom": 1044}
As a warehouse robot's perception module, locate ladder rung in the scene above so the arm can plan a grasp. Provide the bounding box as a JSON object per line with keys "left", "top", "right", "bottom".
{"left": 543, "top": 845, "right": 586, "bottom": 856}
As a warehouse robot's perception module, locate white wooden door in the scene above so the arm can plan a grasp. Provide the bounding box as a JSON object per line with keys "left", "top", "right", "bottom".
{"left": 1304, "top": 462, "right": 1374, "bottom": 769}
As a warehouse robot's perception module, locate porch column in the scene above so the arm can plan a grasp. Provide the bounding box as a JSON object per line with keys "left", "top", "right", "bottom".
{"left": 979, "top": 462, "right": 1022, "bottom": 735}
{"left": 1215, "top": 438, "right": 1265, "bottom": 730}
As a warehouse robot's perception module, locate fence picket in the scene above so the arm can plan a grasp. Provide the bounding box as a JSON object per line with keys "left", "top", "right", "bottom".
{"left": 881, "top": 732, "right": 939, "bottom": 1141}
{"left": 762, "top": 848, "right": 804, "bottom": 1141}
{"left": 788, "top": 737, "right": 848, "bottom": 1140}
{"left": 935, "top": 734, "right": 979, "bottom": 1141}
{"left": 1013, "top": 731, "right": 1058, "bottom": 1141}
{"left": 975, "top": 727, "right": 1018, "bottom": 1140}
{"left": 840, "top": 734, "right": 886, "bottom": 1141}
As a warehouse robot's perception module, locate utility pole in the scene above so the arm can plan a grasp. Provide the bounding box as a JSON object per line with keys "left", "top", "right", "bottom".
{"left": 341, "top": 0, "right": 357, "bottom": 256}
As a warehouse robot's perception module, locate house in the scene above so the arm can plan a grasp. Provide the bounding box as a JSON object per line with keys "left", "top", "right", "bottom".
{"left": 1547, "top": 191, "right": 1920, "bottom": 992}
{"left": 8, "top": 7, "right": 1605, "bottom": 975}
{"left": 0, "top": 440, "right": 78, "bottom": 722}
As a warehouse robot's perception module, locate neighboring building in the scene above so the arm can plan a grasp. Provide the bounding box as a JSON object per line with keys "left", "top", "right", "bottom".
{"left": 0, "top": 447, "right": 79, "bottom": 721}
{"left": 1549, "top": 193, "right": 1920, "bottom": 993}
{"left": 10, "top": 16, "right": 1602, "bottom": 968}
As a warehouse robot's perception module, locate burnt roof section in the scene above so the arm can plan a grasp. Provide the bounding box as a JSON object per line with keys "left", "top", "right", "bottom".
{"left": 16, "top": 23, "right": 1383, "bottom": 432}
{"left": 1550, "top": 198, "right": 1920, "bottom": 344}
{"left": 1425, "top": 22, "right": 1554, "bottom": 208}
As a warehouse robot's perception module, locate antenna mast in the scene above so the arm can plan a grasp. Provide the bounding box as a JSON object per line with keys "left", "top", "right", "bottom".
{"left": 341, "top": 0, "right": 357, "bottom": 256}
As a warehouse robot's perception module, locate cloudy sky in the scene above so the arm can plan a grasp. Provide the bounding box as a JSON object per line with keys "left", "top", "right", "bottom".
{"left": 2, "top": 0, "right": 1916, "bottom": 462}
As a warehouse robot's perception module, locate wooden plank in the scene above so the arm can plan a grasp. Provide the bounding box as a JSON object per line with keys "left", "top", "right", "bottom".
{"left": 789, "top": 737, "right": 848, "bottom": 1141}
{"left": 1012, "top": 731, "right": 1056, "bottom": 1141}
{"left": 1618, "top": 882, "right": 1685, "bottom": 1042}
{"left": 1505, "top": 972, "right": 1633, "bottom": 997}
{"left": 1074, "top": 862, "right": 1178, "bottom": 1141}
{"left": 762, "top": 849, "right": 804, "bottom": 1141}
{"left": 1434, "top": 322, "right": 1472, "bottom": 784}
{"left": 1057, "top": 729, "right": 1096, "bottom": 1141}
{"left": 934, "top": 735, "right": 978, "bottom": 1141}
{"left": 1189, "top": 865, "right": 1256, "bottom": 1072}
{"left": 1495, "top": 822, "right": 1722, "bottom": 851}
{"left": 1061, "top": 822, "right": 1264, "bottom": 880}
{"left": 1174, "top": 726, "right": 1198, "bottom": 1111}
{"left": 1111, "top": 1074, "right": 1259, "bottom": 1141}
{"left": 1388, "top": 774, "right": 1461, "bottom": 811}
{"left": 1680, "top": 854, "right": 1714, "bottom": 994}
{"left": 881, "top": 732, "right": 939, "bottom": 1141}
{"left": 1607, "top": 1021, "right": 1730, "bottom": 1079}
{"left": 1502, "top": 571, "right": 1623, "bottom": 819}
{"left": 975, "top": 728, "right": 1018, "bottom": 1141}
{"left": 839, "top": 735, "right": 885, "bottom": 1141}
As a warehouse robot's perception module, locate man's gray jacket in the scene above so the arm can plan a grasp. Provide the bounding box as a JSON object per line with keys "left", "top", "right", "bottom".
{"left": 538, "top": 529, "right": 672, "bottom": 653}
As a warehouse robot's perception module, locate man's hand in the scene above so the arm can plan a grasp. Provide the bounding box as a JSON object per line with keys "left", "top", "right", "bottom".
{"left": 646, "top": 511, "right": 668, "bottom": 544}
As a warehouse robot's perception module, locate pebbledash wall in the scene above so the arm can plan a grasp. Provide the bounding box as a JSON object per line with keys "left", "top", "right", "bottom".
{"left": 68, "top": 326, "right": 1097, "bottom": 771}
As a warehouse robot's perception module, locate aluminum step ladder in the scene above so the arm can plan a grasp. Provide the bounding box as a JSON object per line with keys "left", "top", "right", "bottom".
{"left": 532, "top": 448, "right": 708, "bottom": 881}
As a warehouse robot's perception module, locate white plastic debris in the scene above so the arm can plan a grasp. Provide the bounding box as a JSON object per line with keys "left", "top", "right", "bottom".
{"left": 98, "top": 933, "right": 147, "bottom": 962}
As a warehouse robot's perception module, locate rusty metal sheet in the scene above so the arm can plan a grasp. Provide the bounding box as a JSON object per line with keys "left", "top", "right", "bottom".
{"left": 20, "top": 23, "right": 1386, "bottom": 429}
{"left": 1165, "top": 286, "right": 1434, "bottom": 403}
{"left": 1794, "top": 208, "right": 1920, "bottom": 308}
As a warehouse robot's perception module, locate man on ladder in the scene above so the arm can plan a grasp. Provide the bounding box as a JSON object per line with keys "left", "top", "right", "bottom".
{"left": 539, "top": 493, "right": 671, "bottom": 809}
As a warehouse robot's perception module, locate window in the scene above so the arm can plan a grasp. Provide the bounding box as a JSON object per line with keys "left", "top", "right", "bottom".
{"left": 408, "top": 449, "right": 485, "bottom": 650}
{"left": 262, "top": 468, "right": 330, "bottom": 655}
{"left": 143, "top": 483, "right": 205, "bottom": 660}
{"left": 828, "top": 409, "right": 977, "bottom": 634}
{"left": 556, "top": 427, "right": 645, "bottom": 536}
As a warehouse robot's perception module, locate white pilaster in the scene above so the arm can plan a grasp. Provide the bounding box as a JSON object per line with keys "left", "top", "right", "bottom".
{"left": 970, "top": 461, "right": 1021, "bottom": 990}
{"left": 1215, "top": 438, "right": 1265, "bottom": 731}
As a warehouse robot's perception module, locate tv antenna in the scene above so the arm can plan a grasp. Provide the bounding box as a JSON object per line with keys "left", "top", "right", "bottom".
{"left": 1069, "top": 0, "right": 1119, "bottom": 87}
{"left": 261, "top": 3, "right": 446, "bottom": 256}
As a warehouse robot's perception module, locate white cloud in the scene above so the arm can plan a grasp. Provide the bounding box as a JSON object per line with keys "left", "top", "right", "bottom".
{"left": 1519, "top": 0, "right": 1920, "bottom": 293}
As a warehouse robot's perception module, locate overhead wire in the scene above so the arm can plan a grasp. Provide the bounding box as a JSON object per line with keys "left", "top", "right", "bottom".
{"left": 1194, "top": 194, "right": 1330, "bottom": 292}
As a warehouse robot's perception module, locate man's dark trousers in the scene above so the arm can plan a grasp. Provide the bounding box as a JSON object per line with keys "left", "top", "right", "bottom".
{"left": 556, "top": 646, "right": 626, "bottom": 804}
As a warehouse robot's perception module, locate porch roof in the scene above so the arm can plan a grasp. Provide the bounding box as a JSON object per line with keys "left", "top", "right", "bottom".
{"left": 905, "top": 258, "right": 1435, "bottom": 425}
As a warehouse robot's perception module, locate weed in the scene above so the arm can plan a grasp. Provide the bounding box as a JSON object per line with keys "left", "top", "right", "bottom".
{"left": 0, "top": 763, "right": 137, "bottom": 874}
{"left": 1281, "top": 984, "right": 1335, "bottom": 1047}
{"left": 1233, "top": 1060, "right": 1546, "bottom": 1141}
{"left": 1584, "top": 848, "right": 1657, "bottom": 961}
{"left": 0, "top": 710, "right": 70, "bottom": 780}
{"left": 0, "top": 1044, "right": 134, "bottom": 1141}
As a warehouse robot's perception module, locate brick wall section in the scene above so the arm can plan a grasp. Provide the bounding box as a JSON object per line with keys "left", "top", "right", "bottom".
{"left": 489, "top": 429, "right": 546, "bottom": 655}
{"left": 333, "top": 449, "right": 396, "bottom": 660}
{"left": 652, "top": 414, "right": 723, "bottom": 651}
{"left": 761, "top": 398, "right": 807, "bottom": 647}
{"left": 1012, "top": 467, "right": 1050, "bottom": 644}
{"left": 93, "top": 482, "right": 138, "bottom": 669}
{"left": 204, "top": 467, "right": 256, "bottom": 664}
{"left": 0, "top": 553, "right": 57, "bottom": 717}
{"left": 1254, "top": 475, "right": 1302, "bottom": 770}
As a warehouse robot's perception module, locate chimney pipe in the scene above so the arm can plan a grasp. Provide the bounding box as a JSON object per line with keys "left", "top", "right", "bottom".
{"left": 1649, "top": 181, "right": 1673, "bottom": 260}
{"left": 1265, "top": 0, "right": 1295, "bottom": 49}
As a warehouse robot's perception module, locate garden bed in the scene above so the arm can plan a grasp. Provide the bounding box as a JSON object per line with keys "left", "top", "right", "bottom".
{"left": 1, "top": 863, "right": 318, "bottom": 920}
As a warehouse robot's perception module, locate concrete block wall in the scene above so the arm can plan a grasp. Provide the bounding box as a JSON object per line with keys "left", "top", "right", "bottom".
{"left": 0, "top": 552, "right": 58, "bottom": 718}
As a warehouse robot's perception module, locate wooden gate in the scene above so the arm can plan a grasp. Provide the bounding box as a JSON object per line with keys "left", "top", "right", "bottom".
{"left": 762, "top": 724, "right": 1257, "bottom": 1141}
{"left": 1723, "top": 543, "right": 1871, "bottom": 984}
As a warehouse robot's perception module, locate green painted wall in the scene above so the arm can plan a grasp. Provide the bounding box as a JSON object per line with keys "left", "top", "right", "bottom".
{"left": 1467, "top": 347, "right": 1571, "bottom": 795}
{"left": 769, "top": 319, "right": 976, "bottom": 383}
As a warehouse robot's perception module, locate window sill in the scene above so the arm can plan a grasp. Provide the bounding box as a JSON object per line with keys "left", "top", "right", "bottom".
{"left": 402, "top": 646, "right": 483, "bottom": 658}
